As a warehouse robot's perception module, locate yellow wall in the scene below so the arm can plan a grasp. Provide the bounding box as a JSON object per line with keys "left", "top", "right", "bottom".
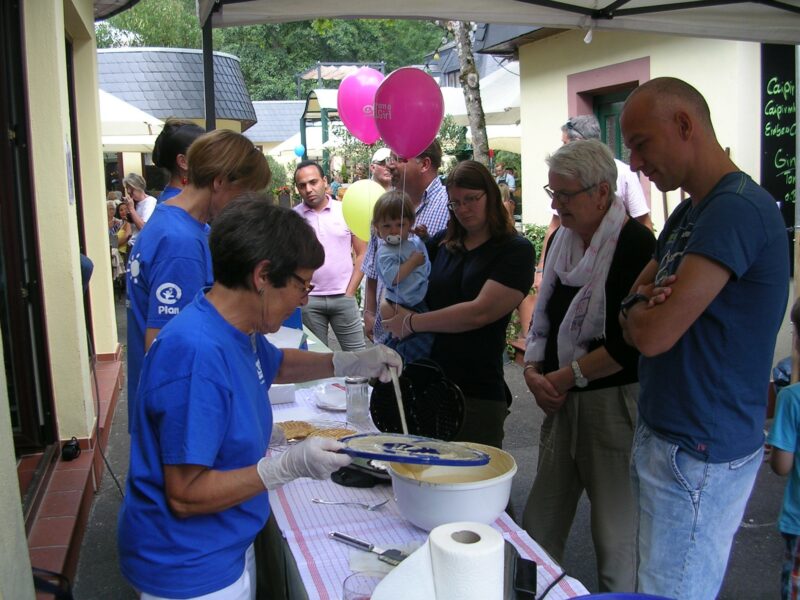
{"left": 121, "top": 152, "right": 143, "bottom": 178}
{"left": 518, "top": 30, "right": 762, "bottom": 228}
{"left": 65, "top": 1, "right": 120, "bottom": 359}
{"left": 24, "top": 0, "right": 119, "bottom": 441}
{"left": 0, "top": 330, "right": 34, "bottom": 599}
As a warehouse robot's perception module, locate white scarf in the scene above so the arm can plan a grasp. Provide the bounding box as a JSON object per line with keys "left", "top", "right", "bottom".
{"left": 524, "top": 196, "right": 626, "bottom": 367}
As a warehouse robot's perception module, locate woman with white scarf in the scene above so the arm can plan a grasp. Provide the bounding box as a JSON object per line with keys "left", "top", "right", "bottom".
{"left": 521, "top": 139, "right": 655, "bottom": 593}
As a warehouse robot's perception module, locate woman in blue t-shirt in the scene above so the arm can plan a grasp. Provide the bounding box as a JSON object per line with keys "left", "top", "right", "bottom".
{"left": 118, "top": 196, "right": 401, "bottom": 600}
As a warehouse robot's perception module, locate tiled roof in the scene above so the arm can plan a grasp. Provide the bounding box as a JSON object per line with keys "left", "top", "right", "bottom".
{"left": 97, "top": 48, "right": 256, "bottom": 130}
{"left": 245, "top": 101, "right": 305, "bottom": 143}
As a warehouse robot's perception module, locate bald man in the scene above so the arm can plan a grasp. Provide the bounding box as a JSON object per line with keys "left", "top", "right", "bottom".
{"left": 619, "top": 77, "right": 789, "bottom": 599}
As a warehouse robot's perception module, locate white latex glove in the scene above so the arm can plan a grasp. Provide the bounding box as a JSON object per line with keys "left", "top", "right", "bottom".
{"left": 332, "top": 345, "right": 403, "bottom": 383}
{"left": 269, "top": 423, "right": 286, "bottom": 447}
{"left": 256, "top": 437, "right": 351, "bottom": 489}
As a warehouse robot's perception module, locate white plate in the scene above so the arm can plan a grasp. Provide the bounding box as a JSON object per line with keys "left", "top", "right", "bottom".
{"left": 312, "top": 380, "right": 347, "bottom": 411}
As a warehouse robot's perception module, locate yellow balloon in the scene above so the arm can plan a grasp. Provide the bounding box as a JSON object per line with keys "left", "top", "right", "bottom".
{"left": 342, "top": 179, "right": 385, "bottom": 242}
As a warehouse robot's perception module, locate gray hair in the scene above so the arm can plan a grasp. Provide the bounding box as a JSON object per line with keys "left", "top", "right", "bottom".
{"left": 106, "top": 200, "right": 118, "bottom": 211}
{"left": 561, "top": 115, "right": 601, "bottom": 142}
{"left": 123, "top": 172, "right": 147, "bottom": 192}
{"left": 546, "top": 139, "right": 618, "bottom": 194}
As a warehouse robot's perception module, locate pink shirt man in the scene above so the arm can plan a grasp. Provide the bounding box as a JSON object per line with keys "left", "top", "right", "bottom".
{"left": 293, "top": 199, "right": 354, "bottom": 294}
{"left": 292, "top": 161, "right": 367, "bottom": 351}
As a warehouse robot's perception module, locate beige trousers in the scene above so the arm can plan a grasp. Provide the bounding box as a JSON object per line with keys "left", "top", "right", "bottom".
{"left": 522, "top": 383, "right": 639, "bottom": 593}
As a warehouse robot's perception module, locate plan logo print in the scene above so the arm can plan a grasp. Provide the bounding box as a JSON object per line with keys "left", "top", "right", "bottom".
{"left": 156, "top": 283, "right": 182, "bottom": 315}
{"left": 156, "top": 283, "right": 182, "bottom": 304}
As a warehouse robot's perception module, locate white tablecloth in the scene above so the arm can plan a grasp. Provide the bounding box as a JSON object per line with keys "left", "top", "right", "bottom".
{"left": 267, "top": 387, "right": 588, "bottom": 599}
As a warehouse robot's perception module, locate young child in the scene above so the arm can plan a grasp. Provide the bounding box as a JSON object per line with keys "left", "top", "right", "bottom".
{"left": 769, "top": 297, "right": 800, "bottom": 600}
{"left": 373, "top": 190, "right": 434, "bottom": 363}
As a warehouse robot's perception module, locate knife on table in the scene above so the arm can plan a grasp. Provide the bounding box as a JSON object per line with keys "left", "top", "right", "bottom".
{"left": 329, "top": 531, "right": 408, "bottom": 566}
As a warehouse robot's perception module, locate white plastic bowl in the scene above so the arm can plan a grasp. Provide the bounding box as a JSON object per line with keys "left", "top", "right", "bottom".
{"left": 387, "top": 443, "right": 517, "bottom": 531}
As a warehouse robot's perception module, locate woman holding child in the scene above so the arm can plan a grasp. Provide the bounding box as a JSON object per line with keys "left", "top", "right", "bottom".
{"left": 521, "top": 139, "right": 655, "bottom": 592}
{"left": 383, "top": 160, "right": 535, "bottom": 448}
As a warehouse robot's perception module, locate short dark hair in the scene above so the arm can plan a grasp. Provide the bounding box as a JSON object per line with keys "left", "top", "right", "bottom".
{"left": 442, "top": 160, "right": 515, "bottom": 251}
{"left": 152, "top": 119, "right": 205, "bottom": 176}
{"left": 294, "top": 160, "right": 325, "bottom": 182}
{"left": 416, "top": 140, "right": 442, "bottom": 170}
{"left": 209, "top": 193, "right": 325, "bottom": 290}
{"left": 372, "top": 190, "right": 416, "bottom": 227}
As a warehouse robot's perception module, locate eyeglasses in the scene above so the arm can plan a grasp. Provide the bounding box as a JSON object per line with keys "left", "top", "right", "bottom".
{"left": 543, "top": 184, "right": 596, "bottom": 203}
{"left": 447, "top": 192, "right": 485, "bottom": 211}
{"left": 564, "top": 119, "right": 586, "bottom": 138}
{"left": 289, "top": 273, "right": 315, "bottom": 297}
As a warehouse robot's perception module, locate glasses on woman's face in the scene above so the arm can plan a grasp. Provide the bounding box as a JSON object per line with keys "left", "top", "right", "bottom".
{"left": 289, "top": 273, "right": 315, "bottom": 297}
{"left": 447, "top": 191, "right": 485, "bottom": 211}
{"left": 543, "top": 184, "right": 597, "bottom": 203}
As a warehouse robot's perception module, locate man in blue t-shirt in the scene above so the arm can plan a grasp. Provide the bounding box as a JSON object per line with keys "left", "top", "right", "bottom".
{"left": 619, "top": 77, "right": 789, "bottom": 600}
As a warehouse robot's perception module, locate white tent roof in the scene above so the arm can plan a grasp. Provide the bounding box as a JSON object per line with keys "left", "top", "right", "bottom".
{"left": 443, "top": 62, "right": 520, "bottom": 127}
{"left": 269, "top": 127, "right": 344, "bottom": 161}
{"left": 99, "top": 89, "right": 163, "bottom": 151}
{"left": 467, "top": 124, "right": 521, "bottom": 153}
{"left": 198, "top": 0, "right": 800, "bottom": 45}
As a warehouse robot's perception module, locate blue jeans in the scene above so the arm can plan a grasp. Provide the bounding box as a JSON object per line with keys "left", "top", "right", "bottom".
{"left": 631, "top": 421, "right": 762, "bottom": 600}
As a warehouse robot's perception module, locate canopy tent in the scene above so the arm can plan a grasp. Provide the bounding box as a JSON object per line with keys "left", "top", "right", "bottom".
{"left": 443, "top": 62, "right": 520, "bottom": 127}
{"left": 468, "top": 124, "right": 521, "bottom": 153}
{"left": 98, "top": 89, "right": 163, "bottom": 151}
{"left": 196, "top": 0, "right": 798, "bottom": 236}
{"left": 198, "top": 0, "right": 800, "bottom": 45}
{"left": 269, "top": 127, "right": 344, "bottom": 163}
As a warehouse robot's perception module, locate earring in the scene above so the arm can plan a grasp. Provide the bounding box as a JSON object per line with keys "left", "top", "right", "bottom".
{"left": 258, "top": 288, "right": 264, "bottom": 296}
{"left": 181, "top": 176, "right": 188, "bottom": 186}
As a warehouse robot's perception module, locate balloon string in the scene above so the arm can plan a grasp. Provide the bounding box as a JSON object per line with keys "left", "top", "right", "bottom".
{"left": 392, "top": 163, "right": 407, "bottom": 319}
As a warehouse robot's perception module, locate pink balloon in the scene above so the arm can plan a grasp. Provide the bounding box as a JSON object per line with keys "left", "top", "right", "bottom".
{"left": 374, "top": 68, "right": 444, "bottom": 159}
{"left": 337, "top": 67, "right": 384, "bottom": 145}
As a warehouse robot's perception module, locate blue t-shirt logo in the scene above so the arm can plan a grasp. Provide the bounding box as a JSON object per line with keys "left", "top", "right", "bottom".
{"left": 128, "top": 252, "right": 142, "bottom": 283}
{"left": 156, "top": 282, "right": 182, "bottom": 304}
{"left": 156, "top": 282, "right": 182, "bottom": 315}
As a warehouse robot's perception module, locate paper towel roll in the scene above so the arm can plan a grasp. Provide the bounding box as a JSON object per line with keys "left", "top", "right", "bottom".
{"left": 371, "top": 522, "right": 504, "bottom": 600}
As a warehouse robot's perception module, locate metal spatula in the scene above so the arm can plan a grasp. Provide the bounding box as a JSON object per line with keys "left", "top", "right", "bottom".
{"left": 329, "top": 531, "right": 408, "bottom": 566}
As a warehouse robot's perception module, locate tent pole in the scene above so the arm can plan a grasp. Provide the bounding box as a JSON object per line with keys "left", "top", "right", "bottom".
{"left": 793, "top": 45, "right": 799, "bottom": 382}
{"left": 203, "top": 17, "right": 216, "bottom": 131}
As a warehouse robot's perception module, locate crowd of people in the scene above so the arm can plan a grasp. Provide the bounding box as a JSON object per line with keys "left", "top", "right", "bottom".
{"left": 105, "top": 76, "right": 793, "bottom": 600}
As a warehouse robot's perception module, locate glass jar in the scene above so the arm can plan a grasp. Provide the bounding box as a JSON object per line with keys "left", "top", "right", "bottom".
{"left": 345, "top": 376, "right": 370, "bottom": 425}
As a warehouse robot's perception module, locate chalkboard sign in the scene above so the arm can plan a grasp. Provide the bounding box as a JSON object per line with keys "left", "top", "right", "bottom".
{"left": 761, "top": 43, "right": 796, "bottom": 271}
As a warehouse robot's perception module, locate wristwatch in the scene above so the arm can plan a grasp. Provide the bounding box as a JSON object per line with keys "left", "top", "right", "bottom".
{"left": 570, "top": 360, "right": 588, "bottom": 388}
{"left": 620, "top": 292, "right": 649, "bottom": 318}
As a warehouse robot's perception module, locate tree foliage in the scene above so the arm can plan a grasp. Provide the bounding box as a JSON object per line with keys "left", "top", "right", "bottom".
{"left": 97, "top": 0, "right": 201, "bottom": 48}
{"left": 97, "top": 1, "right": 445, "bottom": 101}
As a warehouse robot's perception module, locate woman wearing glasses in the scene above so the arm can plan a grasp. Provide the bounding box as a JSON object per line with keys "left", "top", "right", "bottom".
{"left": 521, "top": 139, "right": 655, "bottom": 593}
{"left": 118, "top": 196, "right": 401, "bottom": 600}
{"left": 383, "top": 160, "right": 534, "bottom": 448}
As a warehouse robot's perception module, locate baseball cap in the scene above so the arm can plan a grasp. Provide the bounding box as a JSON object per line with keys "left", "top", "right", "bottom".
{"left": 371, "top": 147, "right": 391, "bottom": 164}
